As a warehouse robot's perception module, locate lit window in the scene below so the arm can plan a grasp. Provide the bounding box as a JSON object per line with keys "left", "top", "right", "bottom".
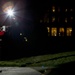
{"left": 52, "top": 6, "right": 55, "bottom": 12}
{"left": 65, "top": 18, "right": 67, "bottom": 23}
{"left": 66, "top": 28, "right": 72, "bottom": 36}
{"left": 59, "top": 28, "right": 64, "bottom": 36}
{"left": 65, "top": 9, "right": 67, "bottom": 12}
{"left": 51, "top": 28, "right": 57, "bottom": 36}
{"left": 52, "top": 17, "right": 55, "bottom": 22}
{"left": 47, "top": 27, "right": 50, "bottom": 36}
{"left": 47, "top": 27, "right": 50, "bottom": 33}
{"left": 20, "top": 33, "right": 22, "bottom": 36}
{"left": 0, "top": 39, "right": 2, "bottom": 41}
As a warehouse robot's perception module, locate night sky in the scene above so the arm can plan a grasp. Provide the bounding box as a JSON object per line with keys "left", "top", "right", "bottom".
{"left": 0, "top": 0, "right": 74, "bottom": 60}
{"left": 0, "top": 0, "right": 49, "bottom": 60}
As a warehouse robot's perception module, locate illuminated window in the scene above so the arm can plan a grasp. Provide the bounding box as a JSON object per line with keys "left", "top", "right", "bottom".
{"left": 65, "top": 9, "right": 67, "bottom": 12}
{"left": 52, "top": 6, "right": 55, "bottom": 12}
{"left": 66, "top": 28, "right": 72, "bottom": 36}
{"left": 47, "top": 27, "right": 50, "bottom": 36}
{"left": 59, "top": 28, "right": 64, "bottom": 36}
{"left": 52, "top": 17, "right": 55, "bottom": 22}
{"left": 65, "top": 18, "right": 67, "bottom": 23}
{"left": 51, "top": 28, "right": 57, "bottom": 36}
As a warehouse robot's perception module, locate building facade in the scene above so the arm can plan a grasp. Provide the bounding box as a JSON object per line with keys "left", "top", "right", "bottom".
{"left": 38, "top": 1, "right": 74, "bottom": 52}
{"left": 40, "top": 4, "right": 73, "bottom": 37}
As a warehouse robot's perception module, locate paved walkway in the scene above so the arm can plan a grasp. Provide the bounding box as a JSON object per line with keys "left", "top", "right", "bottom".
{"left": 0, "top": 67, "right": 42, "bottom": 75}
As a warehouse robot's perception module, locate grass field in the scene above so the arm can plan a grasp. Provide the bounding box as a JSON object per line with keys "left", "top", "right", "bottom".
{"left": 0, "top": 51, "right": 75, "bottom": 67}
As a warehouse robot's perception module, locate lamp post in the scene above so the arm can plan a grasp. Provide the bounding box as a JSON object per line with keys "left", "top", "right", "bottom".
{"left": 0, "top": 1, "right": 14, "bottom": 60}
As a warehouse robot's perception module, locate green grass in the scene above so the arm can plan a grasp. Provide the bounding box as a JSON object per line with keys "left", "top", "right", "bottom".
{"left": 0, "top": 51, "right": 75, "bottom": 67}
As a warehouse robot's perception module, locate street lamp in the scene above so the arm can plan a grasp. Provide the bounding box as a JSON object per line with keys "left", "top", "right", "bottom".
{"left": 7, "top": 9, "right": 14, "bottom": 16}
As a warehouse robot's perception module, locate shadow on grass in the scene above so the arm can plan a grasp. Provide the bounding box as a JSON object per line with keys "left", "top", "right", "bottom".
{"left": 44, "top": 61, "right": 75, "bottom": 75}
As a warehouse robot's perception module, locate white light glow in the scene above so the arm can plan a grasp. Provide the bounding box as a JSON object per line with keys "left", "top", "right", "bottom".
{"left": 7, "top": 9, "right": 14, "bottom": 16}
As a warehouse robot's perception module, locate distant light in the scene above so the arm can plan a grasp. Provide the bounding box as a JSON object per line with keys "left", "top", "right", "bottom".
{"left": 70, "top": 9, "right": 73, "bottom": 11}
{"left": 53, "top": 9, "right": 55, "bottom": 12}
{"left": 47, "top": 27, "right": 50, "bottom": 33}
{"left": 52, "top": 6, "right": 55, "bottom": 12}
{"left": 24, "top": 37, "right": 28, "bottom": 42}
{"left": 70, "top": 29, "right": 72, "bottom": 31}
{"left": 2, "top": 26, "right": 6, "bottom": 31}
{"left": 7, "top": 9, "right": 14, "bottom": 16}
{"left": 55, "top": 34, "right": 57, "bottom": 36}
{"left": 0, "top": 39, "right": 2, "bottom": 41}
{"left": 65, "top": 9, "right": 67, "bottom": 12}
{"left": 20, "top": 33, "right": 22, "bottom": 36}
{"left": 52, "top": 17, "right": 55, "bottom": 22}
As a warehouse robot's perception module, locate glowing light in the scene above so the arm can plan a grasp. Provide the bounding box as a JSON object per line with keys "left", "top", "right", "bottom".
{"left": 0, "top": 39, "right": 2, "bottom": 41}
{"left": 65, "top": 9, "right": 67, "bottom": 12}
{"left": 67, "top": 28, "right": 72, "bottom": 36}
{"left": 52, "top": 6, "right": 55, "bottom": 12}
{"left": 70, "top": 29, "right": 72, "bottom": 31}
{"left": 20, "top": 33, "right": 22, "bottom": 36}
{"left": 53, "top": 9, "right": 55, "bottom": 12}
{"left": 24, "top": 37, "right": 28, "bottom": 42}
{"left": 47, "top": 27, "right": 50, "bottom": 33}
{"left": 52, "top": 17, "right": 55, "bottom": 22}
{"left": 51, "top": 28, "right": 57, "bottom": 36}
{"left": 7, "top": 9, "right": 14, "bottom": 16}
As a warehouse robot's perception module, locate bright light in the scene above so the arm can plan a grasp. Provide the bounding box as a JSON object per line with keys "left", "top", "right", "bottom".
{"left": 20, "top": 33, "right": 22, "bottom": 36}
{"left": 24, "top": 37, "right": 28, "bottom": 42}
{"left": 7, "top": 9, "right": 14, "bottom": 16}
{"left": 0, "top": 39, "right": 2, "bottom": 41}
